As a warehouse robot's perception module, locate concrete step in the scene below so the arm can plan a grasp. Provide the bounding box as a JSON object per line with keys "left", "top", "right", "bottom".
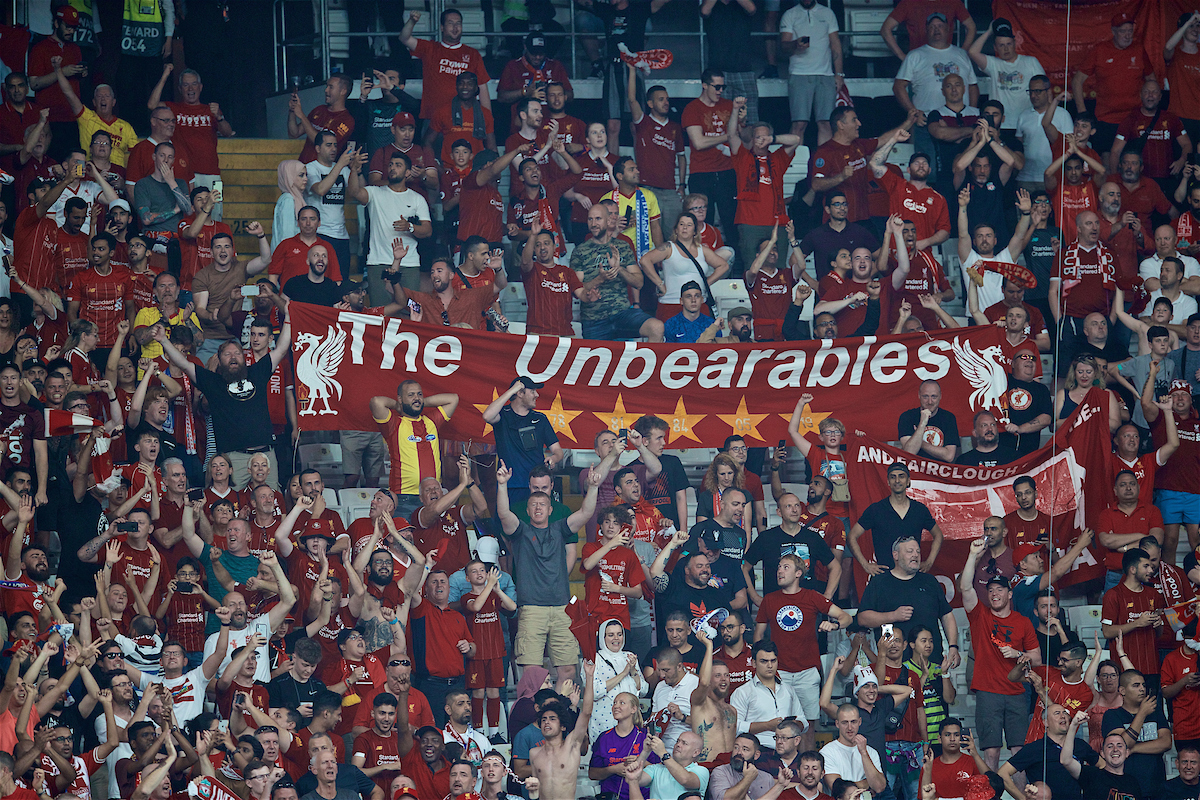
{"left": 224, "top": 184, "right": 284, "bottom": 203}
{"left": 219, "top": 152, "right": 309, "bottom": 171}
{"left": 218, "top": 138, "right": 304, "bottom": 156}
{"left": 222, "top": 169, "right": 284, "bottom": 188}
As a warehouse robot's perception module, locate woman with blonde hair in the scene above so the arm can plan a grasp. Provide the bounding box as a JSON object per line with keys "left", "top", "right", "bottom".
{"left": 696, "top": 452, "right": 748, "bottom": 534}
{"left": 588, "top": 689, "right": 651, "bottom": 800}
{"left": 272, "top": 159, "right": 308, "bottom": 249}
{"left": 1054, "top": 354, "right": 1121, "bottom": 432}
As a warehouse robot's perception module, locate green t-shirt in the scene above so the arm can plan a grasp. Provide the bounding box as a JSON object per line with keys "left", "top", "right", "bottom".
{"left": 570, "top": 237, "right": 636, "bottom": 323}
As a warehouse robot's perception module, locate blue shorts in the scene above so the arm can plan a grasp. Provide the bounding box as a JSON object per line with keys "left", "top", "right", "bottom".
{"left": 1156, "top": 489, "right": 1200, "bottom": 525}
{"left": 582, "top": 306, "right": 654, "bottom": 341}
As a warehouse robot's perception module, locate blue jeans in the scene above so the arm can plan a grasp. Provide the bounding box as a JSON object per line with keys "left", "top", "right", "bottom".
{"left": 581, "top": 306, "right": 655, "bottom": 340}
{"left": 1104, "top": 569, "right": 1122, "bottom": 596}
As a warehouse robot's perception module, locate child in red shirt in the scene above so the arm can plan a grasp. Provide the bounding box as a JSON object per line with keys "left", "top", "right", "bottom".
{"left": 155, "top": 555, "right": 220, "bottom": 665}
{"left": 580, "top": 506, "right": 648, "bottom": 643}
{"left": 461, "top": 559, "right": 515, "bottom": 737}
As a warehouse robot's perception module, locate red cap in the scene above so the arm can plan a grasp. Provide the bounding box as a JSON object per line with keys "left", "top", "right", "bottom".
{"left": 1170, "top": 379, "right": 1193, "bottom": 396}
{"left": 392, "top": 112, "right": 416, "bottom": 129}
{"left": 55, "top": 6, "right": 80, "bottom": 24}
{"left": 1013, "top": 542, "right": 1043, "bottom": 565}
{"left": 1111, "top": 11, "right": 1135, "bottom": 27}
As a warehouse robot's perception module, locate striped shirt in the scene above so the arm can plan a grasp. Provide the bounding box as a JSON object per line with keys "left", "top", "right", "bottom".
{"left": 377, "top": 406, "right": 447, "bottom": 495}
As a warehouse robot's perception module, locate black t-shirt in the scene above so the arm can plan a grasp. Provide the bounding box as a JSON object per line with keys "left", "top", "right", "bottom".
{"left": 857, "top": 571, "right": 951, "bottom": 662}
{"left": 635, "top": 454, "right": 689, "bottom": 527}
{"left": 1161, "top": 775, "right": 1200, "bottom": 799}
{"left": 855, "top": 694, "right": 895, "bottom": 757}
{"left": 687, "top": 518, "right": 746, "bottom": 561}
{"left": 1006, "top": 736, "right": 1096, "bottom": 800}
{"left": 282, "top": 276, "right": 344, "bottom": 307}
{"left": 647, "top": 643, "right": 701, "bottom": 674}
{"left": 192, "top": 355, "right": 276, "bottom": 452}
{"left": 745, "top": 523, "right": 836, "bottom": 595}
{"left": 1039, "top": 623, "right": 1082, "bottom": 668}
{"left": 590, "top": 1, "right": 651, "bottom": 57}
{"left": 897, "top": 407, "right": 960, "bottom": 459}
{"left": 1076, "top": 765, "right": 1144, "bottom": 800}
{"left": 855, "top": 497, "right": 937, "bottom": 568}
{"left": 955, "top": 445, "right": 1020, "bottom": 467}
{"left": 267, "top": 673, "right": 328, "bottom": 710}
{"left": 493, "top": 405, "right": 558, "bottom": 489}
{"left": 1003, "top": 376, "right": 1054, "bottom": 456}
{"left": 295, "top": 763, "right": 377, "bottom": 798}
{"left": 1102, "top": 706, "right": 1169, "bottom": 796}
{"left": 963, "top": 177, "right": 1010, "bottom": 245}
{"left": 657, "top": 556, "right": 744, "bottom": 638}
{"left": 1024, "top": 226, "right": 1060, "bottom": 302}
{"left": 126, "top": 418, "right": 180, "bottom": 463}
{"left": 703, "top": 1, "right": 753, "bottom": 71}
{"left": 801, "top": 222, "right": 880, "bottom": 280}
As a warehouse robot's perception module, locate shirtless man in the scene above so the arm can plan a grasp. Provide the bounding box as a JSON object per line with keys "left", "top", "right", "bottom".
{"left": 528, "top": 660, "right": 596, "bottom": 800}
{"left": 690, "top": 629, "right": 737, "bottom": 762}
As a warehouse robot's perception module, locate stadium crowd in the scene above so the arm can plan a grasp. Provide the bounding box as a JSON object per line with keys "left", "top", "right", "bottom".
{"left": 0, "top": 1, "right": 1197, "bottom": 800}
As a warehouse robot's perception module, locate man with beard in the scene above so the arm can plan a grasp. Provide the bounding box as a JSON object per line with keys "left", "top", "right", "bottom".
{"left": 999, "top": 352, "right": 1053, "bottom": 456}
{"left": 689, "top": 629, "right": 737, "bottom": 762}
{"left": 271, "top": 206, "right": 342, "bottom": 286}
{"left": 713, "top": 610, "right": 755, "bottom": 695}
{"left": 153, "top": 311, "right": 290, "bottom": 490}
{"left": 2, "top": 505, "right": 49, "bottom": 628}
{"left": 409, "top": 455, "right": 485, "bottom": 578}
{"left": 369, "top": 381, "right": 460, "bottom": 521}
{"left": 704, "top": 306, "right": 760, "bottom": 344}
{"left": 956, "top": 410, "right": 1019, "bottom": 466}
{"left": 347, "top": 149, "right": 431, "bottom": 294}
{"left": 528, "top": 661, "right": 596, "bottom": 799}
{"left": 441, "top": 689, "right": 489, "bottom": 764}
{"left": 645, "top": 611, "right": 703, "bottom": 684}
{"left": 281, "top": 246, "right": 341, "bottom": 307}
{"left": 35, "top": 697, "right": 120, "bottom": 799}
{"left": 708, "top": 734, "right": 777, "bottom": 799}
{"left": 442, "top": 761, "right": 478, "bottom": 800}
{"left": 870, "top": 132, "right": 950, "bottom": 251}
{"left": 1118, "top": 151, "right": 1177, "bottom": 238}
{"left": 391, "top": 254, "right": 500, "bottom": 331}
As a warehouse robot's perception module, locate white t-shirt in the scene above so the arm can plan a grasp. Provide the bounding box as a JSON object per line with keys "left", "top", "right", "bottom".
{"left": 1138, "top": 252, "right": 1200, "bottom": 282}
{"left": 820, "top": 737, "right": 882, "bottom": 784}
{"left": 203, "top": 613, "right": 274, "bottom": 683}
{"left": 652, "top": 672, "right": 700, "bottom": 752}
{"left": 780, "top": 4, "right": 839, "bottom": 76}
{"left": 1015, "top": 106, "right": 1072, "bottom": 183}
{"left": 305, "top": 161, "right": 351, "bottom": 240}
{"left": 50, "top": 181, "right": 103, "bottom": 234}
{"left": 1148, "top": 289, "right": 1199, "bottom": 324}
{"left": 895, "top": 45, "right": 977, "bottom": 113}
{"left": 962, "top": 246, "right": 1015, "bottom": 310}
{"left": 96, "top": 715, "right": 131, "bottom": 800}
{"left": 140, "top": 665, "right": 212, "bottom": 727}
{"left": 982, "top": 54, "right": 1046, "bottom": 128}
{"left": 364, "top": 185, "right": 430, "bottom": 267}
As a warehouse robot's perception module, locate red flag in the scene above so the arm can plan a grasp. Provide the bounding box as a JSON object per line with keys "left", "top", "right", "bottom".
{"left": 44, "top": 408, "right": 101, "bottom": 436}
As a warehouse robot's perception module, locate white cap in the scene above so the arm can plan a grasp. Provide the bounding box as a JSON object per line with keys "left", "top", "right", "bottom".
{"left": 852, "top": 664, "right": 879, "bottom": 695}
{"left": 475, "top": 535, "right": 500, "bottom": 564}
{"left": 108, "top": 199, "right": 130, "bottom": 212}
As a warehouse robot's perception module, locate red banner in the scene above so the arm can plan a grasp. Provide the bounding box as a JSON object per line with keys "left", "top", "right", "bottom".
{"left": 287, "top": 303, "right": 1010, "bottom": 448}
{"left": 993, "top": 0, "right": 1168, "bottom": 89}
{"left": 844, "top": 387, "right": 1117, "bottom": 606}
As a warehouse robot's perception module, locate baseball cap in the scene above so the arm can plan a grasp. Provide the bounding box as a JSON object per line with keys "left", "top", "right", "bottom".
{"left": 1111, "top": 11, "right": 1135, "bottom": 27}
{"left": 679, "top": 280, "right": 704, "bottom": 296}
{"left": 985, "top": 574, "right": 1012, "bottom": 589}
{"left": 415, "top": 725, "right": 441, "bottom": 740}
{"left": 394, "top": 792, "right": 419, "bottom": 800}
{"left": 992, "top": 17, "right": 1014, "bottom": 38}
{"left": 726, "top": 306, "right": 753, "bottom": 321}
{"left": 852, "top": 664, "right": 879, "bottom": 694}
{"left": 525, "top": 33, "right": 547, "bottom": 53}
{"left": 1187, "top": 312, "right": 1200, "bottom": 326}
{"left": 926, "top": 12, "right": 947, "bottom": 24}
{"left": 391, "top": 111, "right": 416, "bottom": 129}
{"left": 109, "top": 199, "right": 131, "bottom": 213}
{"left": 1013, "top": 542, "right": 1043, "bottom": 565}
{"left": 1169, "top": 379, "right": 1193, "bottom": 396}
{"left": 55, "top": 6, "right": 80, "bottom": 25}
{"left": 341, "top": 280, "right": 367, "bottom": 297}
{"left": 511, "top": 376, "right": 544, "bottom": 390}
{"left": 886, "top": 461, "right": 910, "bottom": 476}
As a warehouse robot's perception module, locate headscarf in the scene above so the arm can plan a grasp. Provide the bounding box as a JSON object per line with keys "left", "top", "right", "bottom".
{"left": 277, "top": 159, "right": 306, "bottom": 221}
{"left": 596, "top": 618, "right": 628, "bottom": 675}
{"left": 515, "top": 665, "right": 549, "bottom": 703}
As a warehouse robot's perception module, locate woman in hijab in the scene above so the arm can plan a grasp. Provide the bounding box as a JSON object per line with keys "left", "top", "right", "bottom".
{"left": 272, "top": 159, "right": 307, "bottom": 249}
{"left": 589, "top": 619, "right": 644, "bottom": 742}
{"left": 508, "top": 665, "right": 553, "bottom": 741}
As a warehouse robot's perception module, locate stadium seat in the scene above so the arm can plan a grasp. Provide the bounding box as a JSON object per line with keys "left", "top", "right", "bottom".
{"left": 299, "top": 443, "right": 343, "bottom": 479}
{"left": 710, "top": 280, "right": 750, "bottom": 317}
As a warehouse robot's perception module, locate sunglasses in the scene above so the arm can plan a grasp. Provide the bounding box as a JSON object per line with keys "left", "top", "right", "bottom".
{"left": 388, "top": 659, "right": 411, "bottom": 667}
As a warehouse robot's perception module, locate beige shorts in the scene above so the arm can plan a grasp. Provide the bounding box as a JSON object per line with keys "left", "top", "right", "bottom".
{"left": 515, "top": 605, "right": 580, "bottom": 667}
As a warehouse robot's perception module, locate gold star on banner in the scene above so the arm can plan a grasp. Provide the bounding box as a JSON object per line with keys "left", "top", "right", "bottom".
{"left": 544, "top": 393, "right": 584, "bottom": 443}
{"left": 472, "top": 389, "right": 500, "bottom": 437}
{"left": 779, "top": 403, "right": 832, "bottom": 438}
{"left": 717, "top": 396, "right": 770, "bottom": 442}
{"left": 664, "top": 398, "right": 706, "bottom": 444}
{"left": 595, "top": 393, "right": 637, "bottom": 433}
